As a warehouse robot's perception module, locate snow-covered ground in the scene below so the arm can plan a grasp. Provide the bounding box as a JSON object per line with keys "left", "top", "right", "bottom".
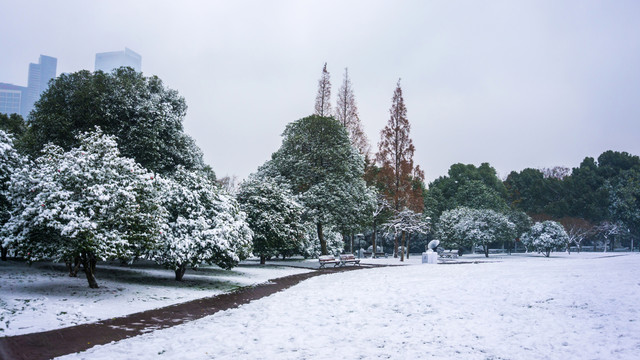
{"left": 56, "top": 252, "right": 640, "bottom": 360}
{"left": 0, "top": 260, "right": 311, "bottom": 336}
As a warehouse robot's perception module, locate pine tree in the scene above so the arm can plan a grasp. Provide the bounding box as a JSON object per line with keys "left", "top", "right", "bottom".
{"left": 314, "top": 63, "right": 332, "bottom": 117}
{"left": 335, "top": 68, "right": 369, "bottom": 156}
{"left": 376, "top": 79, "right": 424, "bottom": 212}
{"left": 375, "top": 79, "right": 425, "bottom": 257}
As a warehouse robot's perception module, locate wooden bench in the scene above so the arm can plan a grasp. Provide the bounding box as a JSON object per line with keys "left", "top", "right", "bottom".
{"left": 437, "top": 249, "right": 459, "bottom": 259}
{"left": 318, "top": 255, "right": 340, "bottom": 268}
{"left": 339, "top": 254, "right": 361, "bottom": 266}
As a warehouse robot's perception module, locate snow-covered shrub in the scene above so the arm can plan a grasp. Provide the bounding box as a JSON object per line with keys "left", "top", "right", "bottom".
{"left": 0, "top": 130, "right": 25, "bottom": 260}
{"left": 2, "top": 128, "right": 163, "bottom": 287}
{"left": 521, "top": 221, "right": 569, "bottom": 257}
{"left": 237, "top": 175, "right": 305, "bottom": 264}
{"left": 436, "top": 207, "right": 515, "bottom": 257}
{"left": 151, "top": 167, "right": 253, "bottom": 280}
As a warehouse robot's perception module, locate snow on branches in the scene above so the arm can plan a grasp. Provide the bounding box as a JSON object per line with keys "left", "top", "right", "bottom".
{"left": 521, "top": 221, "right": 569, "bottom": 257}
{"left": 152, "top": 167, "right": 253, "bottom": 280}
{"left": 3, "top": 128, "right": 163, "bottom": 287}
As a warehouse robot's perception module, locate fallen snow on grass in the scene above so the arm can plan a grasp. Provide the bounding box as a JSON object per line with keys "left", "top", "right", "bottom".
{"left": 0, "top": 260, "right": 311, "bottom": 336}
{"left": 59, "top": 253, "right": 640, "bottom": 360}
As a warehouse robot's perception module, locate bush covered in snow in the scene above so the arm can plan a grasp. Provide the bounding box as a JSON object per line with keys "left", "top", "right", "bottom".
{"left": 0, "top": 130, "right": 25, "bottom": 260}
{"left": 237, "top": 175, "right": 304, "bottom": 264}
{"left": 435, "top": 207, "right": 515, "bottom": 257}
{"left": 521, "top": 220, "right": 569, "bottom": 257}
{"left": 2, "top": 128, "right": 163, "bottom": 288}
{"left": 152, "top": 167, "right": 253, "bottom": 280}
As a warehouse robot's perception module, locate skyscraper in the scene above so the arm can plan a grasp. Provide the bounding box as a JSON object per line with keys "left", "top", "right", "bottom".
{"left": 95, "top": 47, "right": 142, "bottom": 73}
{"left": 0, "top": 83, "right": 26, "bottom": 116}
{"left": 22, "top": 55, "right": 57, "bottom": 118}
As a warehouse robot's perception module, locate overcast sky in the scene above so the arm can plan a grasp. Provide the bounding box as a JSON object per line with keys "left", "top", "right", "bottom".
{"left": 1, "top": 0, "right": 639, "bottom": 184}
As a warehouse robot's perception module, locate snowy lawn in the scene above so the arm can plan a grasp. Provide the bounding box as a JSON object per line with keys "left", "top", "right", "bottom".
{"left": 58, "top": 253, "right": 640, "bottom": 360}
{"left": 0, "top": 259, "right": 311, "bottom": 336}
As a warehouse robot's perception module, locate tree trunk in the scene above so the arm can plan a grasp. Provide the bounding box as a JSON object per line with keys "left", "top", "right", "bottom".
{"left": 544, "top": 249, "right": 551, "bottom": 257}
{"left": 1, "top": 246, "right": 7, "bottom": 261}
{"left": 393, "top": 233, "right": 399, "bottom": 258}
{"left": 406, "top": 233, "right": 411, "bottom": 259}
{"left": 372, "top": 222, "right": 377, "bottom": 258}
{"left": 566, "top": 242, "right": 571, "bottom": 255}
{"left": 81, "top": 252, "right": 99, "bottom": 288}
{"left": 260, "top": 255, "right": 266, "bottom": 265}
{"left": 484, "top": 244, "right": 489, "bottom": 258}
{"left": 318, "top": 222, "right": 327, "bottom": 255}
{"left": 67, "top": 257, "right": 81, "bottom": 277}
{"left": 400, "top": 231, "right": 406, "bottom": 262}
{"left": 349, "top": 234, "right": 353, "bottom": 254}
{"left": 175, "top": 264, "right": 187, "bottom": 281}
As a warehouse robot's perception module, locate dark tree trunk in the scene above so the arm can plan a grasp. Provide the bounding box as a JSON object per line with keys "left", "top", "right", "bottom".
{"left": 81, "top": 252, "right": 99, "bottom": 288}
{"left": 175, "top": 264, "right": 187, "bottom": 281}
{"left": 406, "top": 233, "right": 411, "bottom": 259}
{"left": 1, "top": 246, "right": 8, "bottom": 261}
{"left": 400, "top": 231, "right": 406, "bottom": 262}
{"left": 544, "top": 249, "right": 551, "bottom": 257}
{"left": 260, "top": 255, "right": 266, "bottom": 265}
{"left": 67, "top": 257, "right": 81, "bottom": 277}
{"left": 484, "top": 244, "right": 489, "bottom": 258}
{"left": 318, "top": 222, "right": 327, "bottom": 255}
{"left": 372, "top": 221, "right": 377, "bottom": 257}
{"left": 394, "top": 234, "right": 399, "bottom": 258}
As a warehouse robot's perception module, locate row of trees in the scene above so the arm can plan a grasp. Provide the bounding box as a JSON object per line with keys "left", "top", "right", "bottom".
{"left": 0, "top": 69, "right": 251, "bottom": 288}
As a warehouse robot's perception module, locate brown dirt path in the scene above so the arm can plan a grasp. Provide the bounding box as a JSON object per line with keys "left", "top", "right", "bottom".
{"left": 0, "top": 265, "right": 372, "bottom": 360}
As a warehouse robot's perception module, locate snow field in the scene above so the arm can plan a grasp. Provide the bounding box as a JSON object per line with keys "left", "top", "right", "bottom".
{"left": 57, "top": 253, "right": 640, "bottom": 360}
{"left": 0, "top": 260, "right": 311, "bottom": 336}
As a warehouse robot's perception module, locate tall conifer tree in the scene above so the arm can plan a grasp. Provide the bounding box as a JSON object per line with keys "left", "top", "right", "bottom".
{"left": 375, "top": 79, "right": 425, "bottom": 257}
{"left": 314, "top": 63, "right": 332, "bottom": 117}
{"left": 335, "top": 68, "right": 369, "bottom": 157}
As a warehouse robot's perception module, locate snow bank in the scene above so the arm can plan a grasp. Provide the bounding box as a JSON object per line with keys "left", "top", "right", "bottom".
{"left": 58, "top": 253, "right": 640, "bottom": 360}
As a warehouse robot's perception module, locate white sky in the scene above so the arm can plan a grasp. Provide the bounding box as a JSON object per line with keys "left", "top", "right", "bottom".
{"left": 1, "top": 0, "right": 639, "bottom": 183}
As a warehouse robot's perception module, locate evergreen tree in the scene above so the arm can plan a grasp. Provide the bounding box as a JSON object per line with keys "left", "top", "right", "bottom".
{"left": 270, "top": 115, "right": 374, "bottom": 255}
{"left": 237, "top": 174, "right": 305, "bottom": 264}
{"left": 3, "top": 128, "right": 163, "bottom": 288}
{"left": 24, "top": 68, "right": 205, "bottom": 175}
{"left": 152, "top": 167, "right": 253, "bottom": 280}
{"left": 335, "top": 68, "right": 369, "bottom": 156}
{"left": 521, "top": 221, "right": 569, "bottom": 257}
{"left": 0, "top": 130, "right": 25, "bottom": 260}
{"left": 314, "top": 63, "right": 332, "bottom": 117}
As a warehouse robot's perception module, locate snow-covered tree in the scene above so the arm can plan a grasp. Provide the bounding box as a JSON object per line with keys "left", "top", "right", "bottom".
{"left": 436, "top": 207, "right": 515, "bottom": 257}
{"left": 0, "top": 130, "right": 25, "bottom": 260}
{"left": 521, "top": 221, "right": 569, "bottom": 257}
{"left": 383, "top": 208, "right": 429, "bottom": 261}
{"left": 297, "top": 224, "right": 344, "bottom": 258}
{"left": 237, "top": 174, "right": 305, "bottom": 264}
{"left": 270, "top": 115, "right": 372, "bottom": 255}
{"left": 3, "top": 128, "right": 163, "bottom": 287}
{"left": 558, "top": 217, "right": 593, "bottom": 253}
{"left": 152, "top": 167, "right": 253, "bottom": 280}
{"left": 314, "top": 63, "right": 332, "bottom": 117}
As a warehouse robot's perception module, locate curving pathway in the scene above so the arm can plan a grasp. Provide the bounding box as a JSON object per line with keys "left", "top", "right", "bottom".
{"left": 0, "top": 265, "right": 373, "bottom": 360}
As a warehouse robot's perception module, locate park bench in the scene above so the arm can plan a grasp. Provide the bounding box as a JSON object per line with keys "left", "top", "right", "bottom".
{"left": 363, "top": 252, "right": 388, "bottom": 258}
{"left": 437, "top": 249, "right": 459, "bottom": 260}
{"left": 339, "top": 253, "right": 361, "bottom": 266}
{"left": 318, "top": 255, "right": 340, "bottom": 269}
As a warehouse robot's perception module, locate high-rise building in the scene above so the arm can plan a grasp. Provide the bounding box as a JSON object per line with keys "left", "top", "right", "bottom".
{"left": 95, "top": 47, "right": 142, "bottom": 73}
{"left": 0, "top": 83, "right": 26, "bottom": 116}
{"left": 22, "top": 55, "right": 57, "bottom": 118}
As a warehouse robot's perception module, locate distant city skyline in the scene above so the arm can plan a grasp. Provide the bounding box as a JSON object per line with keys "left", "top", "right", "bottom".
{"left": 0, "top": 55, "right": 57, "bottom": 118}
